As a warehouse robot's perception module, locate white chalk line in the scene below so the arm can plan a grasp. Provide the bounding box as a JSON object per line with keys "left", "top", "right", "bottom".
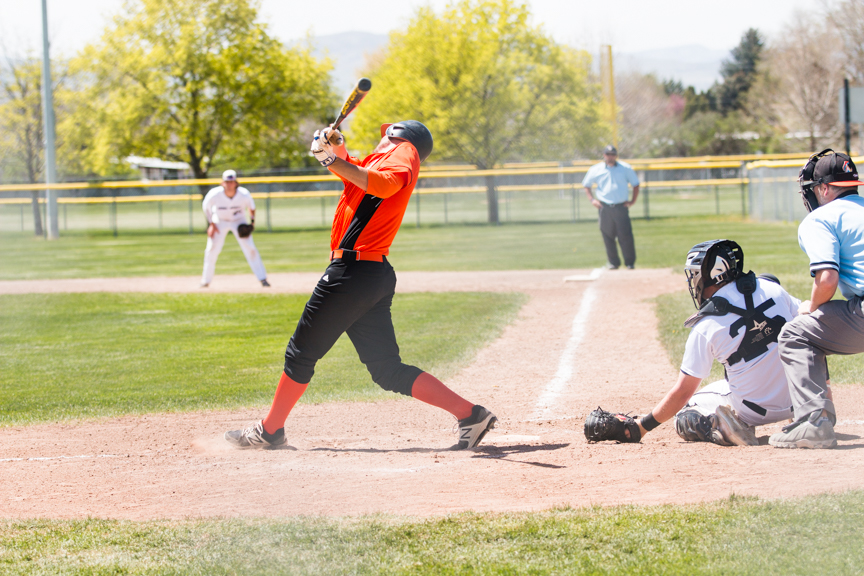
{"left": 0, "top": 454, "right": 120, "bottom": 463}
{"left": 531, "top": 273, "right": 601, "bottom": 420}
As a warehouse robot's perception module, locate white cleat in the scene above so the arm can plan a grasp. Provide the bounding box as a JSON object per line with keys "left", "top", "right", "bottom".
{"left": 224, "top": 421, "right": 286, "bottom": 449}
{"left": 715, "top": 405, "right": 759, "bottom": 446}
{"left": 453, "top": 405, "right": 497, "bottom": 450}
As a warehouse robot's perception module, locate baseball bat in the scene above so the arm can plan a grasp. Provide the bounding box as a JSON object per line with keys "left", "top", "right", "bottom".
{"left": 331, "top": 77, "right": 372, "bottom": 132}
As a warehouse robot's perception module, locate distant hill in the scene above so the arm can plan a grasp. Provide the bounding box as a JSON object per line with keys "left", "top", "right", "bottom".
{"left": 618, "top": 45, "right": 729, "bottom": 91}
{"left": 305, "top": 33, "right": 728, "bottom": 96}
{"left": 310, "top": 31, "right": 388, "bottom": 96}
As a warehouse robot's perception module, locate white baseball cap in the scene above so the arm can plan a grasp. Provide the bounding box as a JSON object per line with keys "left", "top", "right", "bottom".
{"left": 222, "top": 169, "right": 237, "bottom": 181}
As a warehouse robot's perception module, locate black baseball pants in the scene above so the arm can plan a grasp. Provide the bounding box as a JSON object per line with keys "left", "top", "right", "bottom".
{"left": 598, "top": 203, "right": 636, "bottom": 268}
{"left": 283, "top": 257, "right": 423, "bottom": 396}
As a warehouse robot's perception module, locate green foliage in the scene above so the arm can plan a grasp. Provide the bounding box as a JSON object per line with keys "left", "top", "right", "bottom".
{"left": 0, "top": 291, "right": 523, "bottom": 425}
{"left": 717, "top": 28, "right": 765, "bottom": 114}
{"left": 350, "top": 0, "right": 605, "bottom": 168}
{"left": 74, "top": 0, "right": 335, "bottom": 180}
{"left": 2, "top": 492, "right": 864, "bottom": 574}
{"left": 0, "top": 56, "right": 85, "bottom": 182}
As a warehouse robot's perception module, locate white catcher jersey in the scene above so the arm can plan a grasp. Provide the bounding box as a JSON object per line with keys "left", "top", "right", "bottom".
{"left": 202, "top": 186, "right": 256, "bottom": 224}
{"left": 681, "top": 278, "right": 800, "bottom": 414}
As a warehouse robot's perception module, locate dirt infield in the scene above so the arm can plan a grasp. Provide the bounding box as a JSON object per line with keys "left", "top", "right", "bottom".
{"left": 2, "top": 269, "right": 864, "bottom": 520}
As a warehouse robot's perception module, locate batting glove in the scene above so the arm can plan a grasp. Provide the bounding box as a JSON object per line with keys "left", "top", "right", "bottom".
{"left": 311, "top": 130, "right": 337, "bottom": 167}
{"left": 322, "top": 127, "right": 344, "bottom": 147}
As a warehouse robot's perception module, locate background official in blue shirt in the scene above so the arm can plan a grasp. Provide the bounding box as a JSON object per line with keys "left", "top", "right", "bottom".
{"left": 771, "top": 150, "right": 864, "bottom": 450}
{"left": 582, "top": 145, "right": 641, "bottom": 269}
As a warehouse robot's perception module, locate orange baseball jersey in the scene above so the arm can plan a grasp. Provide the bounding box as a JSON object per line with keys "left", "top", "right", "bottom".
{"left": 330, "top": 142, "right": 419, "bottom": 255}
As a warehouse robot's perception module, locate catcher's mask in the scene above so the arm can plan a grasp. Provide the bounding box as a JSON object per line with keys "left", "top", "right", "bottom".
{"left": 684, "top": 239, "right": 744, "bottom": 308}
{"left": 798, "top": 149, "right": 864, "bottom": 213}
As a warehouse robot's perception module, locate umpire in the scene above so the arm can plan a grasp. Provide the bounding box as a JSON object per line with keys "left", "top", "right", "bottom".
{"left": 770, "top": 150, "right": 864, "bottom": 449}
{"left": 582, "top": 145, "right": 640, "bottom": 269}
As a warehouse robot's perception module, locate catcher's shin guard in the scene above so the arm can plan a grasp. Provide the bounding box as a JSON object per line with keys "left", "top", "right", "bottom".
{"left": 674, "top": 409, "right": 730, "bottom": 446}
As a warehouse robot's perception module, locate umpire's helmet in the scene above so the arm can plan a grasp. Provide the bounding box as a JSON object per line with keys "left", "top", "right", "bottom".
{"left": 798, "top": 149, "right": 864, "bottom": 213}
{"left": 381, "top": 120, "right": 433, "bottom": 163}
{"left": 684, "top": 239, "right": 744, "bottom": 308}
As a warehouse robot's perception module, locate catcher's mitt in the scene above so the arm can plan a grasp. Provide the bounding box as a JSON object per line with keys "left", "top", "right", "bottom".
{"left": 584, "top": 407, "right": 642, "bottom": 443}
{"left": 237, "top": 223, "right": 254, "bottom": 238}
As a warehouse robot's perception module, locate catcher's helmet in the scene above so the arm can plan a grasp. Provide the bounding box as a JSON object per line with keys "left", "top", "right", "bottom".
{"left": 798, "top": 149, "right": 864, "bottom": 213}
{"left": 380, "top": 120, "right": 433, "bottom": 163}
{"left": 684, "top": 239, "right": 744, "bottom": 308}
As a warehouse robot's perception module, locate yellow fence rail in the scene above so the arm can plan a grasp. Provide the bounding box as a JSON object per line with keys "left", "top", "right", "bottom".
{"left": 0, "top": 153, "right": 801, "bottom": 194}
{"left": 0, "top": 177, "right": 750, "bottom": 205}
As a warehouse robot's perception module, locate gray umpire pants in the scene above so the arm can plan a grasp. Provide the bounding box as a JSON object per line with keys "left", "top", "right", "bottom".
{"left": 598, "top": 203, "right": 636, "bottom": 267}
{"left": 778, "top": 295, "right": 864, "bottom": 425}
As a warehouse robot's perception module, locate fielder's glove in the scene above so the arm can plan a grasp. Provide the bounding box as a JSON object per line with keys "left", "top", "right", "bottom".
{"left": 311, "top": 129, "right": 337, "bottom": 167}
{"left": 237, "top": 223, "right": 254, "bottom": 238}
{"left": 584, "top": 407, "right": 642, "bottom": 443}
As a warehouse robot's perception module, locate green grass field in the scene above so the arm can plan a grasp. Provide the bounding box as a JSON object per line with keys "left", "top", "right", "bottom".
{"left": 2, "top": 216, "right": 808, "bottom": 281}
{"left": 2, "top": 492, "right": 863, "bottom": 575}
{"left": 0, "top": 292, "right": 524, "bottom": 426}
{"left": 4, "top": 216, "right": 862, "bottom": 574}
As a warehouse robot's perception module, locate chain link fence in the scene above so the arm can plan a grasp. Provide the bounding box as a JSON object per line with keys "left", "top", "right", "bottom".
{"left": 746, "top": 162, "right": 807, "bottom": 223}
{"left": 0, "top": 157, "right": 805, "bottom": 235}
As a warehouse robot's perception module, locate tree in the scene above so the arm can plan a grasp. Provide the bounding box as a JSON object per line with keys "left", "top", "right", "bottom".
{"left": 767, "top": 13, "right": 844, "bottom": 151}
{"left": 615, "top": 73, "right": 679, "bottom": 157}
{"left": 829, "top": 0, "right": 864, "bottom": 84}
{"left": 716, "top": 28, "right": 764, "bottom": 114}
{"left": 350, "top": 0, "right": 604, "bottom": 224}
{"left": 77, "top": 0, "right": 335, "bottom": 192}
{"left": 0, "top": 56, "right": 76, "bottom": 235}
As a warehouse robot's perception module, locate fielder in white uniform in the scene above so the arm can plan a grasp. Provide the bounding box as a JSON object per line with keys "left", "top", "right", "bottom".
{"left": 633, "top": 239, "right": 802, "bottom": 446}
{"left": 201, "top": 170, "right": 269, "bottom": 287}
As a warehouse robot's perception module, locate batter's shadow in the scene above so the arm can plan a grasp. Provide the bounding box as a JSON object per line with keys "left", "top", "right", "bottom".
{"left": 471, "top": 442, "right": 571, "bottom": 469}
{"left": 309, "top": 446, "right": 441, "bottom": 454}
{"left": 306, "top": 442, "right": 571, "bottom": 460}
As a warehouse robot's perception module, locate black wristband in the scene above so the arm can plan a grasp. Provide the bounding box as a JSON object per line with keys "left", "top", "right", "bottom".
{"left": 641, "top": 412, "right": 661, "bottom": 431}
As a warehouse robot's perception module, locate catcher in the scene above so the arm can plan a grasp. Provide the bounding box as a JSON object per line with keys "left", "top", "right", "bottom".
{"left": 586, "top": 239, "right": 809, "bottom": 447}
{"left": 200, "top": 169, "right": 270, "bottom": 288}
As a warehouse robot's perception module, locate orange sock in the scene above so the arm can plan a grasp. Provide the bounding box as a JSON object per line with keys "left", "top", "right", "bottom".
{"left": 411, "top": 372, "right": 474, "bottom": 420}
{"left": 262, "top": 372, "right": 308, "bottom": 434}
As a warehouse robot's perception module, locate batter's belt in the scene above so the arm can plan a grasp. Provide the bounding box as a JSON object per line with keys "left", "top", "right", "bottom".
{"left": 330, "top": 249, "right": 385, "bottom": 262}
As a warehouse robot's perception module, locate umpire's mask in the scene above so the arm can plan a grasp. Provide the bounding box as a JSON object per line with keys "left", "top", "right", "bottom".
{"left": 798, "top": 149, "right": 864, "bottom": 213}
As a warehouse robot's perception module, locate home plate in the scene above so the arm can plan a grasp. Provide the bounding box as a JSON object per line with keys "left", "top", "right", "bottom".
{"left": 564, "top": 268, "right": 604, "bottom": 282}
{"left": 487, "top": 435, "right": 542, "bottom": 444}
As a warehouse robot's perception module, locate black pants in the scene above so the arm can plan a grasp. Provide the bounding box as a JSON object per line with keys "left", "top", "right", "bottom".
{"left": 598, "top": 203, "right": 636, "bottom": 267}
{"left": 283, "top": 257, "right": 423, "bottom": 396}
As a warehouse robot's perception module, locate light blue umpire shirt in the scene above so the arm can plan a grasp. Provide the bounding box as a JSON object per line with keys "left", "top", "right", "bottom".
{"left": 581, "top": 160, "right": 640, "bottom": 205}
{"left": 798, "top": 193, "right": 864, "bottom": 299}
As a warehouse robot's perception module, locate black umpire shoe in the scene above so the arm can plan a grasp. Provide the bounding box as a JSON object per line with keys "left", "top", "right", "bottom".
{"left": 224, "top": 421, "right": 285, "bottom": 448}
{"left": 453, "top": 405, "right": 497, "bottom": 450}
{"left": 261, "top": 279, "right": 271, "bottom": 287}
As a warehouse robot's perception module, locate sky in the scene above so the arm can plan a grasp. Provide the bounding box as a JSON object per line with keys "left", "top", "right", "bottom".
{"left": 0, "top": 0, "right": 815, "bottom": 57}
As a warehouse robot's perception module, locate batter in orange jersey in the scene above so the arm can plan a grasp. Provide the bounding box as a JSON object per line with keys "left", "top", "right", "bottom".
{"left": 225, "top": 120, "right": 498, "bottom": 451}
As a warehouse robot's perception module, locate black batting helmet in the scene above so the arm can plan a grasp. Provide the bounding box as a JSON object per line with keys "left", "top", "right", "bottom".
{"left": 380, "top": 120, "right": 433, "bottom": 163}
